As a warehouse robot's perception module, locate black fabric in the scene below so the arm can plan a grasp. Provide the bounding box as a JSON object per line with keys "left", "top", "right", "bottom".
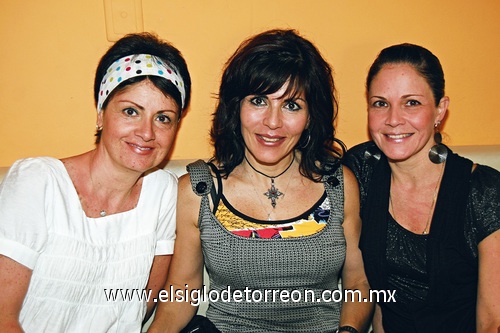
{"left": 344, "top": 142, "right": 478, "bottom": 333}
{"left": 180, "top": 315, "right": 221, "bottom": 333}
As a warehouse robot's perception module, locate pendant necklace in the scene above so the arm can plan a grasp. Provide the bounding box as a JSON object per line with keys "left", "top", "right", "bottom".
{"left": 244, "top": 153, "right": 295, "bottom": 209}
{"left": 248, "top": 165, "right": 294, "bottom": 221}
{"left": 389, "top": 162, "right": 445, "bottom": 235}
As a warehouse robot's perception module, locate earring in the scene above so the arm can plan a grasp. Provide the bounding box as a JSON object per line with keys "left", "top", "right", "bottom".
{"left": 96, "top": 124, "right": 103, "bottom": 131}
{"left": 428, "top": 122, "right": 447, "bottom": 164}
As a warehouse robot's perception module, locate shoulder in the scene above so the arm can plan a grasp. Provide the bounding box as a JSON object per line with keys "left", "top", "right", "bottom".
{"left": 146, "top": 167, "right": 179, "bottom": 185}
{"left": 143, "top": 168, "right": 179, "bottom": 197}
{"left": 471, "top": 164, "right": 500, "bottom": 186}
{"left": 469, "top": 164, "right": 500, "bottom": 241}
{"left": 344, "top": 141, "right": 379, "bottom": 161}
{"left": 470, "top": 164, "right": 500, "bottom": 203}
{"left": 342, "top": 165, "right": 360, "bottom": 202}
{"left": 342, "top": 141, "right": 382, "bottom": 186}
{"left": 343, "top": 141, "right": 380, "bottom": 174}
{"left": 342, "top": 165, "right": 358, "bottom": 188}
{"left": 2, "top": 157, "right": 65, "bottom": 187}
{"left": 177, "top": 172, "right": 203, "bottom": 203}
{"left": 8, "top": 156, "right": 62, "bottom": 174}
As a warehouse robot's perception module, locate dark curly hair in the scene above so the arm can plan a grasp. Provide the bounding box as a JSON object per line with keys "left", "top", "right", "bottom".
{"left": 211, "top": 29, "right": 344, "bottom": 180}
{"left": 93, "top": 32, "right": 191, "bottom": 143}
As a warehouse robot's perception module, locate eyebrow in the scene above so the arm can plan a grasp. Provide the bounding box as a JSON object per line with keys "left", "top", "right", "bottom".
{"left": 402, "top": 94, "right": 425, "bottom": 98}
{"left": 118, "top": 99, "right": 178, "bottom": 114}
{"left": 369, "top": 94, "right": 425, "bottom": 99}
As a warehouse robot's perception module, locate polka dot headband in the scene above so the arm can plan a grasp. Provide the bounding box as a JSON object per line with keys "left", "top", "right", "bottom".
{"left": 97, "top": 54, "right": 186, "bottom": 112}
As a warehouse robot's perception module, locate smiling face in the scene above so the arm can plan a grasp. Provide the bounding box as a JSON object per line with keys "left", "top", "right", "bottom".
{"left": 97, "top": 79, "right": 180, "bottom": 174}
{"left": 367, "top": 63, "right": 448, "bottom": 163}
{"left": 240, "top": 82, "right": 309, "bottom": 169}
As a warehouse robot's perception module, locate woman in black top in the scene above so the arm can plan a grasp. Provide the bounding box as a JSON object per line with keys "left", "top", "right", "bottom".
{"left": 343, "top": 43, "right": 500, "bottom": 332}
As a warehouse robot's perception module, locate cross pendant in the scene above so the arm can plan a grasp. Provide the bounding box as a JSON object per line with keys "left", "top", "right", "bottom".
{"left": 264, "top": 178, "right": 283, "bottom": 208}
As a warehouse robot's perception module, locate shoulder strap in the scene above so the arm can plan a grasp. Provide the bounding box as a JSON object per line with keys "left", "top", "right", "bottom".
{"left": 186, "top": 159, "right": 213, "bottom": 197}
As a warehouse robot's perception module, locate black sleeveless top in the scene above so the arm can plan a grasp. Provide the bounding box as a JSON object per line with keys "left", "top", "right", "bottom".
{"left": 343, "top": 141, "right": 500, "bottom": 333}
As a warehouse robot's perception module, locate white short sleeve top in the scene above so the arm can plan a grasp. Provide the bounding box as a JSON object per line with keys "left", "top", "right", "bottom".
{"left": 0, "top": 157, "right": 177, "bottom": 332}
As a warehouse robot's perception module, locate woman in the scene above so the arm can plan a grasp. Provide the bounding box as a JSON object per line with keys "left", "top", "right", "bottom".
{"left": 149, "top": 29, "right": 372, "bottom": 333}
{"left": 343, "top": 43, "right": 500, "bottom": 332}
{"left": 0, "top": 32, "right": 191, "bottom": 332}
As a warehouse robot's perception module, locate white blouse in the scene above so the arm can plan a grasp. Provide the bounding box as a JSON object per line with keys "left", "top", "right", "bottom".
{"left": 0, "top": 157, "right": 177, "bottom": 332}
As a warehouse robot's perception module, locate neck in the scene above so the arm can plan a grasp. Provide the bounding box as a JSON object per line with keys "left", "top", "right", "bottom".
{"left": 389, "top": 156, "right": 443, "bottom": 188}
{"left": 89, "top": 149, "right": 142, "bottom": 194}
{"left": 244, "top": 152, "right": 295, "bottom": 180}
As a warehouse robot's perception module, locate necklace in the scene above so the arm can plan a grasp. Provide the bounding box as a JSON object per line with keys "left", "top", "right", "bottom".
{"left": 247, "top": 165, "right": 294, "bottom": 221}
{"left": 389, "top": 163, "right": 445, "bottom": 235}
{"left": 244, "top": 153, "right": 295, "bottom": 209}
{"left": 88, "top": 161, "right": 137, "bottom": 218}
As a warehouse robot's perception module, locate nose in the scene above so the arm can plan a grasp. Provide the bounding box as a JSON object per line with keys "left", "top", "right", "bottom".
{"left": 136, "top": 118, "right": 155, "bottom": 141}
{"left": 263, "top": 104, "right": 282, "bottom": 129}
{"left": 385, "top": 107, "right": 404, "bottom": 127}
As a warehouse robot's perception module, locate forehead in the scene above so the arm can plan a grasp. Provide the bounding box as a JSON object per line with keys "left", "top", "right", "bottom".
{"left": 265, "top": 80, "right": 306, "bottom": 100}
{"left": 370, "top": 63, "right": 430, "bottom": 92}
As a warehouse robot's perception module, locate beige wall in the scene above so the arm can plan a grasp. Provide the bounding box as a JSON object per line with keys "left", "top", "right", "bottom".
{"left": 1, "top": 0, "right": 499, "bottom": 166}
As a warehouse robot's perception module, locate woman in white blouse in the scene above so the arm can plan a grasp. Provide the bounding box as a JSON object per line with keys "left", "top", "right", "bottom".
{"left": 0, "top": 32, "right": 191, "bottom": 332}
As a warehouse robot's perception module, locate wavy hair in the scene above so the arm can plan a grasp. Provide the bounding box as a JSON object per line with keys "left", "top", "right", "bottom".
{"left": 211, "top": 29, "right": 343, "bottom": 180}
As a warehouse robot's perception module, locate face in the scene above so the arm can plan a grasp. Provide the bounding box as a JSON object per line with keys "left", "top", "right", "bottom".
{"left": 97, "top": 79, "right": 180, "bottom": 173}
{"left": 240, "top": 82, "right": 309, "bottom": 168}
{"left": 367, "top": 63, "right": 448, "bottom": 163}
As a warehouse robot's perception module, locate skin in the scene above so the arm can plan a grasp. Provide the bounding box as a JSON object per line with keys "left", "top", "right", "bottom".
{"left": 368, "top": 63, "right": 448, "bottom": 165}
{"left": 149, "top": 83, "right": 373, "bottom": 332}
{"left": 0, "top": 78, "right": 179, "bottom": 330}
{"left": 96, "top": 79, "right": 180, "bottom": 175}
{"left": 240, "top": 83, "right": 309, "bottom": 170}
{"left": 368, "top": 64, "right": 500, "bottom": 332}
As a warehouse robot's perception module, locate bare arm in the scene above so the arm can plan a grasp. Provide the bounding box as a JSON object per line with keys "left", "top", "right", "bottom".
{"left": 143, "top": 254, "right": 172, "bottom": 322}
{"left": 147, "top": 174, "right": 205, "bottom": 333}
{"left": 339, "top": 166, "right": 374, "bottom": 333}
{"left": 477, "top": 229, "right": 500, "bottom": 332}
{"left": 371, "top": 304, "right": 385, "bottom": 333}
{"left": 0, "top": 255, "right": 32, "bottom": 332}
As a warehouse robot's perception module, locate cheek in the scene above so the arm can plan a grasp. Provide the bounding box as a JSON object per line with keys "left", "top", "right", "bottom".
{"left": 367, "top": 112, "right": 383, "bottom": 131}
{"left": 240, "top": 111, "right": 261, "bottom": 135}
{"left": 157, "top": 127, "right": 178, "bottom": 145}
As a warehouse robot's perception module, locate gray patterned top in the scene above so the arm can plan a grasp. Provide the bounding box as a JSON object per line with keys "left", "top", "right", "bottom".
{"left": 187, "top": 160, "right": 346, "bottom": 333}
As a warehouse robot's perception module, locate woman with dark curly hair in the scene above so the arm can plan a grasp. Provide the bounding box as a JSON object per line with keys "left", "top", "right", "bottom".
{"left": 149, "top": 29, "right": 372, "bottom": 333}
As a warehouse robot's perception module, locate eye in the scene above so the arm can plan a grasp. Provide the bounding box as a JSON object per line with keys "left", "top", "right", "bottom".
{"left": 249, "top": 96, "right": 267, "bottom": 106}
{"left": 283, "top": 100, "right": 301, "bottom": 112}
{"left": 372, "top": 100, "right": 388, "bottom": 108}
{"left": 123, "top": 107, "right": 138, "bottom": 116}
{"left": 406, "top": 99, "right": 421, "bottom": 106}
{"left": 156, "top": 113, "right": 172, "bottom": 124}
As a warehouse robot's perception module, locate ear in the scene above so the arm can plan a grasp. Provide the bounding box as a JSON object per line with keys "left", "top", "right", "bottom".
{"left": 435, "top": 96, "right": 449, "bottom": 124}
{"left": 97, "top": 111, "right": 104, "bottom": 128}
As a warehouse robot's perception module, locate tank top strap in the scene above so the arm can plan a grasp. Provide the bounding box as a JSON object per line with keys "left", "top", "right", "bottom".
{"left": 186, "top": 159, "right": 213, "bottom": 197}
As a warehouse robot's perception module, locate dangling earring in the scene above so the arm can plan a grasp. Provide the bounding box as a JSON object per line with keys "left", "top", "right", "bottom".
{"left": 428, "top": 121, "right": 447, "bottom": 164}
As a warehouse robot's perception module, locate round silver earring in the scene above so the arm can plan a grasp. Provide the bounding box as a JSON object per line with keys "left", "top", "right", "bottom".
{"left": 428, "top": 122, "right": 447, "bottom": 164}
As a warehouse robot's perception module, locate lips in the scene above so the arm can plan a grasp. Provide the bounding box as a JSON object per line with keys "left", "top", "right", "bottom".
{"left": 385, "top": 133, "right": 412, "bottom": 140}
{"left": 129, "top": 142, "right": 153, "bottom": 151}
{"left": 257, "top": 134, "right": 283, "bottom": 143}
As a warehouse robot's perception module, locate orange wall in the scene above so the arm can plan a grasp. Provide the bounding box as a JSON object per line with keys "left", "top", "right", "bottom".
{"left": 1, "top": 0, "right": 499, "bottom": 166}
